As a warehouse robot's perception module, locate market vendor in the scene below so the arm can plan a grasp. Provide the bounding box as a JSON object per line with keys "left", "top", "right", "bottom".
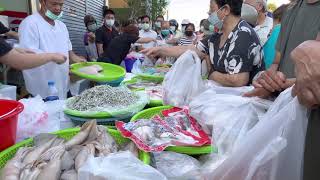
{"left": 0, "top": 38, "right": 66, "bottom": 70}
{"left": 18, "top": 0, "right": 86, "bottom": 100}
{"left": 98, "top": 21, "right": 157, "bottom": 65}
{"left": 142, "top": 0, "right": 265, "bottom": 87}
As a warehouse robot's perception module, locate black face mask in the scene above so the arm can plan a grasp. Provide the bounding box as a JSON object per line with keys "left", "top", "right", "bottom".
{"left": 185, "top": 31, "right": 193, "bottom": 37}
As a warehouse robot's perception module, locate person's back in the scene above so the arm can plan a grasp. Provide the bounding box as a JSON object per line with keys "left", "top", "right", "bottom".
{"left": 19, "top": 12, "right": 71, "bottom": 99}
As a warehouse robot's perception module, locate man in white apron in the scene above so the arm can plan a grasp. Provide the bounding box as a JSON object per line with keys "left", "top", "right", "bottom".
{"left": 19, "top": 0, "right": 85, "bottom": 99}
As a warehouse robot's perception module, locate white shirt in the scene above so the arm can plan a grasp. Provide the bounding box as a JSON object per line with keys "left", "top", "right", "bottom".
{"left": 139, "top": 29, "right": 157, "bottom": 48}
{"left": 19, "top": 13, "right": 72, "bottom": 99}
{"left": 254, "top": 16, "right": 273, "bottom": 46}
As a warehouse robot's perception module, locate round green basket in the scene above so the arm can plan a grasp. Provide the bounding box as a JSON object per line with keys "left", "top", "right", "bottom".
{"left": 123, "top": 78, "right": 163, "bottom": 107}
{"left": 0, "top": 128, "right": 150, "bottom": 169}
{"left": 70, "top": 62, "right": 126, "bottom": 82}
{"left": 131, "top": 106, "right": 216, "bottom": 155}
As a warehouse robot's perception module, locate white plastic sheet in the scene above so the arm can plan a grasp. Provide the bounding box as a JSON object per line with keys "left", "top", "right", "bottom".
{"left": 152, "top": 151, "right": 203, "bottom": 180}
{"left": 16, "top": 96, "right": 63, "bottom": 142}
{"left": 163, "top": 50, "right": 206, "bottom": 108}
{"left": 78, "top": 151, "right": 167, "bottom": 180}
{"left": 203, "top": 88, "right": 308, "bottom": 180}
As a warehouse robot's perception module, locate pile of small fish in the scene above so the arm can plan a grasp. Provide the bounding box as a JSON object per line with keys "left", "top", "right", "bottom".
{"left": 67, "top": 85, "right": 139, "bottom": 111}
{"left": 2, "top": 120, "right": 139, "bottom": 180}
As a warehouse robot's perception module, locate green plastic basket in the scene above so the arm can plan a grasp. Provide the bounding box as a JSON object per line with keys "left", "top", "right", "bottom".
{"left": 131, "top": 106, "right": 216, "bottom": 155}
{"left": 123, "top": 78, "right": 164, "bottom": 107}
{"left": 0, "top": 128, "right": 150, "bottom": 169}
{"left": 136, "top": 74, "right": 164, "bottom": 83}
{"left": 70, "top": 62, "right": 126, "bottom": 82}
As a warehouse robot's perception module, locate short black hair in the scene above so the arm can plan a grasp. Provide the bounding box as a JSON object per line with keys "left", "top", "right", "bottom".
{"left": 215, "top": 0, "right": 243, "bottom": 16}
{"left": 142, "top": 15, "right": 151, "bottom": 21}
{"left": 185, "top": 23, "right": 195, "bottom": 31}
{"left": 156, "top": 15, "right": 164, "bottom": 20}
{"left": 200, "top": 19, "right": 206, "bottom": 26}
{"left": 103, "top": 9, "right": 115, "bottom": 17}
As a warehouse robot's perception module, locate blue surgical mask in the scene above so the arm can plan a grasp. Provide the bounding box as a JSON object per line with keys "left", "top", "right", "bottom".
{"left": 208, "top": 6, "right": 225, "bottom": 31}
{"left": 161, "top": 29, "right": 170, "bottom": 37}
{"left": 45, "top": 10, "right": 63, "bottom": 20}
{"left": 88, "top": 23, "right": 97, "bottom": 32}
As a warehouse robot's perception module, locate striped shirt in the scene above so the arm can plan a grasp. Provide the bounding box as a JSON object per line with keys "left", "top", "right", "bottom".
{"left": 179, "top": 35, "right": 196, "bottom": 46}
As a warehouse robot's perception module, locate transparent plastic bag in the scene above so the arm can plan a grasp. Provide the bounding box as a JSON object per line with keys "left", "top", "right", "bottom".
{"left": 203, "top": 88, "right": 308, "bottom": 180}
{"left": 132, "top": 59, "right": 143, "bottom": 74}
{"left": 163, "top": 50, "right": 206, "bottom": 108}
{"left": 152, "top": 151, "right": 203, "bottom": 180}
{"left": 16, "top": 96, "right": 61, "bottom": 142}
{"left": 189, "top": 89, "right": 271, "bottom": 136}
{"left": 78, "top": 151, "right": 167, "bottom": 180}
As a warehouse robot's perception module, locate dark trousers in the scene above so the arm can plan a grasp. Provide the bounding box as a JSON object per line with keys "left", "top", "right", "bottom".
{"left": 303, "top": 109, "right": 320, "bottom": 180}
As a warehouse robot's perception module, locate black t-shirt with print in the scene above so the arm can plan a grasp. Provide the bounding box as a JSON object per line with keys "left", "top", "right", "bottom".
{"left": 197, "top": 20, "right": 265, "bottom": 84}
{"left": 95, "top": 26, "right": 119, "bottom": 53}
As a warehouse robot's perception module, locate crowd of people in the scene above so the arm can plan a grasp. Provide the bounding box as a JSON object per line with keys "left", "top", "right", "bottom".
{"left": 0, "top": 0, "right": 320, "bottom": 178}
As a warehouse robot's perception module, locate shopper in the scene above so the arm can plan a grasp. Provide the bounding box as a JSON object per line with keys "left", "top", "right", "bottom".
{"left": 244, "top": 0, "right": 273, "bottom": 45}
{"left": 142, "top": 0, "right": 265, "bottom": 87}
{"left": 154, "top": 15, "right": 165, "bottom": 34}
{"left": 83, "top": 14, "right": 98, "bottom": 61}
{"left": 98, "top": 22, "right": 156, "bottom": 65}
{"left": 95, "top": 9, "right": 119, "bottom": 58}
{"left": 139, "top": 15, "right": 157, "bottom": 49}
{"left": 179, "top": 23, "right": 197, "bottom": 46}
{"left": 157, "top": 21, "right": 174, "bottom": 41}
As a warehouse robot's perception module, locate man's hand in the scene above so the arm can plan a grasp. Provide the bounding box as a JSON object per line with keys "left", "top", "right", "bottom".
{"left": 243, "top": 87, "right": 272, "bottom": 98}
{"left": 253, "top": 70, "right": 287, "bottom": 92}
{"left": 140, "top": 47, "right": 163, "bottom": 59}
{"left": 291, "top": 40, "right": 320, "bottom": 108}
{"left": 69, "top": 51, "right": 87, "bottom": 63}
{"left": 48, "top": 53, "right": 67, "bottom": 64}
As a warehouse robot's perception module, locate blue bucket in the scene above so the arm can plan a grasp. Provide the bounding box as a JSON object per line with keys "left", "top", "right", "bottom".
{"left": 97, "top": 77, "right": 125, "bottom": 87}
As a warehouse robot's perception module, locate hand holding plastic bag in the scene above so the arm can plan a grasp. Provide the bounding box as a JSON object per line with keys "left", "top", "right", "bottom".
{"left": 163, "top": 50, "right": 205, "bottom": 107}
{"left": 203, "top": 88, "right": 308, "bottom": 180}
{"left": 78, "top": 151, "right": 167, "bottom": 180}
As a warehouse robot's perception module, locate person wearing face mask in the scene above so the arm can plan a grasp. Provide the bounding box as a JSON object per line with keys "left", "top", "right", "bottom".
{"left": 181, "top": 19, "right": 191, "bottom": 34}
{"left": 157, "top": 21, "right": 174, "bottom": 41}
{"left": 137, "top": 16, "right": 143, "bottom": 31}
{"left": 139, "top": 15, "right": 157, "bottom": 49}
{"left": 154, "top": 15, "right": 165, "bottom": 35}
{"left": 95, "top": 9, "right": 119, "bottom": 60}
{"left": 244, "top": 0, "right": 273, "bottom": 46}
{"left": 101, "top": 21, "right": 157, "bottom": 65}
{"left": 84, "top": 15, "right": 98, "bottom": 61}
{"left": 179, "top": 23, "right": 197, "bottom": 46}
{"left": 142, "top": 0, "right": 265, "bottom": 87}
{"left": 241, "top": 3, "right": 258, "bottom": 27}
{"left": 19, "top": 0, "right": 86, "bottom": 100}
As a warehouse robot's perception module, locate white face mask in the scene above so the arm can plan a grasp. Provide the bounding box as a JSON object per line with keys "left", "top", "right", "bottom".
{"left": 105, "top": 19, "right": 115, "bottom": 27}
{"left": 170, "top": 26, "right": 176, "bottom": 32}
{"left": 143, "top": 23, "right": 150, "bottom": 30}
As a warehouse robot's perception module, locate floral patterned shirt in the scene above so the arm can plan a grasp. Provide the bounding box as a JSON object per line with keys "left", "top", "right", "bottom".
{"left": 197, "top": 20, "right": 265, "bottom": 84}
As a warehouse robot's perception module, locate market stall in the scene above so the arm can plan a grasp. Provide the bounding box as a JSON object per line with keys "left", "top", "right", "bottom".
{"left": 0, "top": 51, "right": 308, "bottom": 180}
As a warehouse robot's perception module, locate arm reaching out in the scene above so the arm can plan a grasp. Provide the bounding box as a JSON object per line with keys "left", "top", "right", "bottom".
{"left": 0, "top": 48, "right": 67, "bottom": 70}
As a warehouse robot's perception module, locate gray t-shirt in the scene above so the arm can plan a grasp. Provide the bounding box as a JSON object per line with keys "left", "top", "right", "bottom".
{"left": 276, "top": 0, "right": 320, "bottom": 78}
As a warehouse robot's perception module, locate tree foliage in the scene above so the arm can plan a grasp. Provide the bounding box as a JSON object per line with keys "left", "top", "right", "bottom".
{"left": 268, "top": 3, "right": 277, "bottom": 12}
{"left": 124, "top": 0, "right": 169, "bottom": 20}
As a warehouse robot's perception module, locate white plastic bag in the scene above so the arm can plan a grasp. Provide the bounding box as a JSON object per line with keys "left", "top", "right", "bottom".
{"left": 204, "top": 88, "right": 308, "bottom": 180}
{"left": 132, "top": 59, "right": 143, "bottom": 74}
{"left": 163, "top": 50, "right": 206, "bottom": 108}
{"left": 78, "top": 151, "right": 167, "bottom": 180}
{"left": 16, "top": 96, "right": 62, "bottom": 142}
{"left": 190, "top": 88, "right": 271, "bottom": 136}
{"left": 152, "top": 151, "right": 203, "bottom": 180}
